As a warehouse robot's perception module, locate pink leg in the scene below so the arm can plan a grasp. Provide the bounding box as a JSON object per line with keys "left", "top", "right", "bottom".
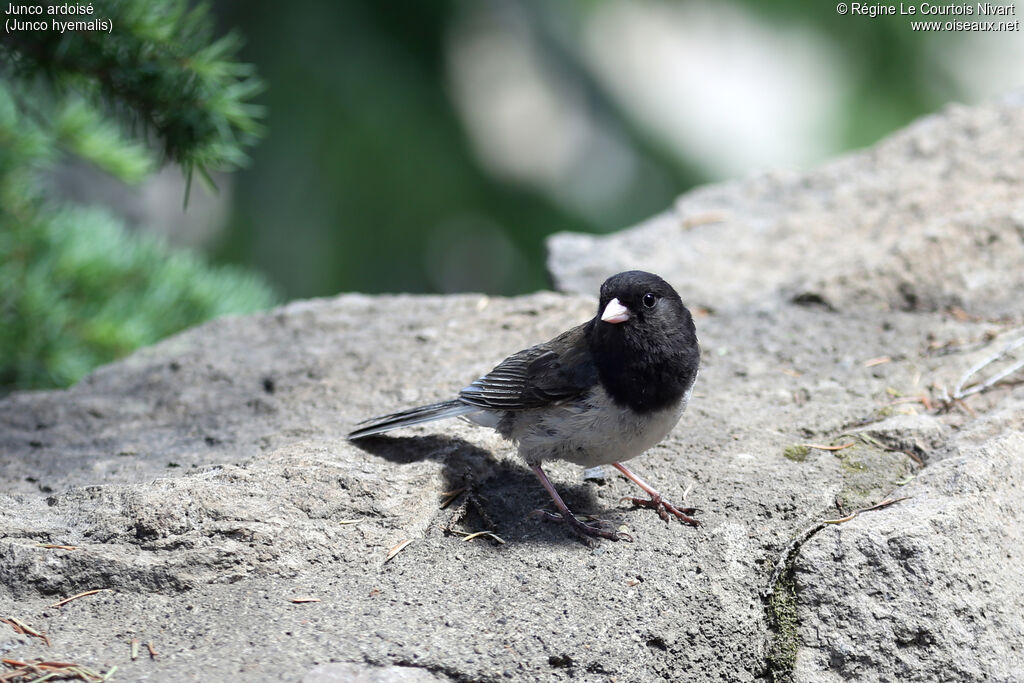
{"left": 612, "top": 462, "right": 701, "bottom": 527}
{"left": 531, "top": 464, "right": 631, "bottom": 542}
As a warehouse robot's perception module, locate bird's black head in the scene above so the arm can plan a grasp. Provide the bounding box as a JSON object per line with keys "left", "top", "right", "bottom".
{"left": 596, "top": 271, "right": 687, "bottom": 332}
{"left": 588, "top": 270, "right": 700, "bottom": 413}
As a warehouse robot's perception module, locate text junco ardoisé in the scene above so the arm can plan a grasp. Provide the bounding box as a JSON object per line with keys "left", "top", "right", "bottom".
{"left": 349, "top": 270, "right": 701, "bottom": 541}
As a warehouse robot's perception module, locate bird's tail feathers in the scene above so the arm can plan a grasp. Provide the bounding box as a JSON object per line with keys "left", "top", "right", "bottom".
{"left": 348, "top": 400, "right": 476, "bottom": 439}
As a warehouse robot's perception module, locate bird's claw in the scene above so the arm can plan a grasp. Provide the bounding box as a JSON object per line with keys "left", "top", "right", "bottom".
{"left": 620, "top": 495, "right": 702, "bottom": 527}
{"left": 532, "top": 509, "right": 633, "bottom": 542}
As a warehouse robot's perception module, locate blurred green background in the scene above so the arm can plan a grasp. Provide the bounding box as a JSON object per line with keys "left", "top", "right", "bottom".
{"left": 3, "top": 0, "right": 1023, "bottom": 390}
{"left": 208, "top": 0, "right": 1022, "bottom": 298}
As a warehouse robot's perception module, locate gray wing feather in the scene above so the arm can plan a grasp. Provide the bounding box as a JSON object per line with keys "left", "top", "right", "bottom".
{"left": 349, "top": 324, "right": 598, "bottom": 438}
{"left": 348, "top": 400, "right": 477, "bottom": 439}
{"left": 458, "top": 324, "right": 596, "bottom": 411}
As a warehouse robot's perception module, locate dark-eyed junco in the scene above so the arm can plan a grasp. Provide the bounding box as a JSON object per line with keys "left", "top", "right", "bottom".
{"left": 349, "top": 270, "right": 701, "bottom": 541}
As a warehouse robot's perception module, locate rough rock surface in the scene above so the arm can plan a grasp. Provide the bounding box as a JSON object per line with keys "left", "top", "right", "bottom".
{"left": 2, "top": 97, "right": 1024, "bottom": 682}
{"left": 549, "top": 93, "right": 1024, "bottom": 319}
{"left": 548, "top": 93, "right": 1024, "bottom": 682}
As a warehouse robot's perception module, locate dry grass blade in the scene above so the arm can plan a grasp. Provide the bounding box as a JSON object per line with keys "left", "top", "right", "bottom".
{"left": 682, "top": 211, "right": 728, "bottom": 228}
{"left": 848, "top": 433, "right": 925, "bottom": 467}
{"left": 290, "top": 597, "right": 321, "bottom": 603}
{"left": 948, "top": 306, "right": 973, "bottom": 322}
{"left": 146, "top": 642, "right": 159, "bottom": 659}
{"left": 822, "top": 496, "right": 910, "bottom": 524}
{"left": 48, "top": 589, "right": 111, "bottom": 609}
{"left": 35, "top": 544, "right": 78, "bottom": 551}
{"left": 799, "top": 442, "right": 855, "bottom": 452}
{"left": 337, "top": 519, "right": 362, "bottom": 525}
{"left": 954, "top": 397, "right": 977, "bottom": 417}
{"left": 438, "top": 488, "right": 466, "bottom": 509}
{"left": 888, "top": 394, "right": 932, "bottom": 411}
{"left": 1, "top": 617, "right": 51, "bottom": 647}
{"left": 0, "top": 658, "right": 114, "bottom": 682}
{"left": 901, "top": 449, "right": 925, "bottom": 467}
{"left": 459, "top": 530, "right": 506, "bottom": 544}
{"left": 384, "top": 539, "right": 413, "bottom": 564}
{"left": 863, "top": 356, "right": 891, "bottom": 367}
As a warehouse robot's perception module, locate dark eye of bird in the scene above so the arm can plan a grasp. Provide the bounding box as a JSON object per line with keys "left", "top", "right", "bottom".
{"left": 642, "top": 293, "right": 657, "bottom": 308}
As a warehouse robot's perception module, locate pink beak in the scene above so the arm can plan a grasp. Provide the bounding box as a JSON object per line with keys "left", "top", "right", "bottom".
{"left": 600, "top": 298, "right": 631, "bottom": 324}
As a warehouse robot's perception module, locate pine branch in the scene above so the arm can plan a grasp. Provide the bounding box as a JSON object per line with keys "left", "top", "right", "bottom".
{"left": 0, "top": 0, "right": 265, "bottom": 176}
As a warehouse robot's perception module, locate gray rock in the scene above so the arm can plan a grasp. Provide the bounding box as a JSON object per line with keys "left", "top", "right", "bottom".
{"left": 794, "top": 431, "right": 1024, "bottom": 683}
{"left": 3, "top": 96, "right": 1024, "bottom": 681}
{"left": 548, "top": 94, "right": 1024, "bottom": 319}
{"left": 848, "top": 413, "right": 949, "bottom": 464}
{"left": 303, "top": 662, "right": 444, "bottom": 682}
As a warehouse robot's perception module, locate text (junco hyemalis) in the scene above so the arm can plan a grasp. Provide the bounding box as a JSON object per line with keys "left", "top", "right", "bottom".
{"left": 349, "top": 270, "right": 701, "bottom": 541}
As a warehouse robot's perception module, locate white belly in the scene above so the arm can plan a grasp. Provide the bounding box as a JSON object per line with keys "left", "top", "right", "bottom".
{"left": 510, "top": 385, "right": 690, "bottom": 467}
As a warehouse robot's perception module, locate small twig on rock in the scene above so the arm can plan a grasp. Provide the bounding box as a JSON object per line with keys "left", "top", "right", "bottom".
{"left": 2, "top": 659, "right": 114, "bottom": 682}
{"left": 438, "top": 488, "right": 466, "bottom": 509}
{"left": 822, "top": 496, "right": 910, "bottom": 524}
{"left": 48, "top": 589, "right": 111, "bottom": 609}
{"left": 453, "top": 530, "right": 506, "bottom": 544}
{"left": 442, "top": 471, "right": 498, "bottom": 535}
{"left": 764, "top": 496, "right": 911, "bottom": 597}
{"left": 799, "top": 442, "right": 854, "bottom": 452}
{"left": 887, "top": 394, "right": 932, "bottom": 411}
{"left": 954, "top": 398, "right": 977, "bottom": 416}
{"left": 900, "top": 449, "right": 925, "bottom": 467}
{"left": 383, "top": 539, "right": 413, "bottom": 564}
{"left": 0, "top": 617, "right": 50, "bottom": 647}
{"left": 940, "top": 331, "right": 1024, "bottom": 406}
{"left": 834, "top": 496, "right": 846, "bottom": 517}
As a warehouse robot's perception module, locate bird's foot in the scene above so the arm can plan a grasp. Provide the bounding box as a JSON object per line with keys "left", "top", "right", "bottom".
{"left": 620, "top": 494, "right": 702, "bottom": 527}
{"left": 533, "top": 509, "right": 633, "bottom": 542}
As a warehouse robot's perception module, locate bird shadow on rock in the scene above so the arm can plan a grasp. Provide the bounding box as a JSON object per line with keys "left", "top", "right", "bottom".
{"left": 350, "top": 434, "right": 617, "bottom": 546}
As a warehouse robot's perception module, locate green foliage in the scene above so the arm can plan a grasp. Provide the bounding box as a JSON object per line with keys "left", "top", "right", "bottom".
{"left": 0, "top": 1, "right": 273, "bottom": 391}
{"left": 1, "top": 0, "right": 265, "bottom": 179}
{"left": 0, "top": 205, "right": 275, "bottom": 389}
{"left": 56, "top": 98, "right": 154, "bottom": 183}
{"left": 215, "top": 1, "right": 957, "bottom": 299}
